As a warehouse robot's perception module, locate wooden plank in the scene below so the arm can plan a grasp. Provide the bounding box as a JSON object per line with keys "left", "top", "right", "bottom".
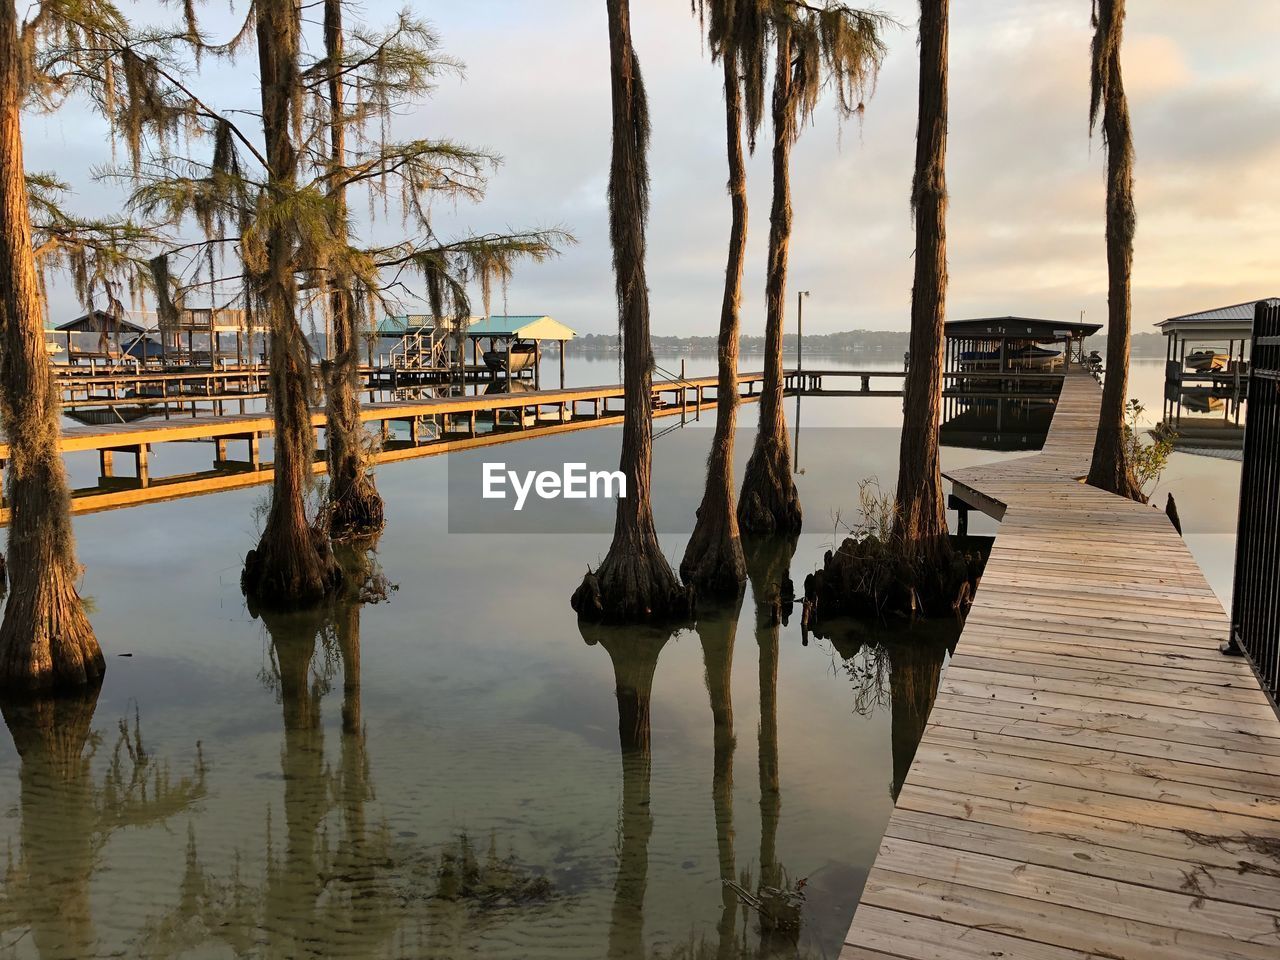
{"left": 861, "top": 871, "right": 1276, "bottom": 960}
{"left": 2, "top": 370, "right": 769, "bottom": 459}
{"left": 845, "top": 371, "right": 1280, "bottom": 960}
{"left": 2, "top": 379, "right": 768, "bottom": 524}
{"left": 873, "top": 836, "right": 1280, "bottom": 943}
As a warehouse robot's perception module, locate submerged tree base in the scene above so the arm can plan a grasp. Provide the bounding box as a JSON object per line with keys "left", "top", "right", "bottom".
{"left": 571, "top": 548, "right": 692, "bottom": 625}
{"left": 0, "top": 566, "right": 104, "bottom": 693}
{"left": 737, "top": 441, "right": 802, "bottom": 538}
{"left": 804, "top": 533, "right": 986, "bottom": 625}
{"left": 327, "top": 478, "right": 386, "bottom": 543}
{"left": 680, "top": 510, "right": 747, "bottom": 606}
{"left": 242, "top": 521, "right": 343, "bottom": 614}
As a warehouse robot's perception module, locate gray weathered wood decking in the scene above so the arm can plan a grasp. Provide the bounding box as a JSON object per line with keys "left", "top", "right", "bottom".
{"left": 843, "top": 370, "right": 1280, "bottom": 960}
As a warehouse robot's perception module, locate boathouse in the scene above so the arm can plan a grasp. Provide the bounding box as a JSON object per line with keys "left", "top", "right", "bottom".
{"left": 465, "top": 315, "right": 576, "bottom": 388}
{"left": 51, "top": 310, "right": 147, "bottom": 362}
{"left": 163, "top": 306, "right": 256, "bottom": 367}
{"left": 376, "top": 314, "right": 466, "bottom": 371}
{"left": 1155, "top": 299, "right": 1267, "bottom": 372}
{"left": 1154, "top": 299, "right": 1272, "bottom": 448}
{"left": 943, "top": 316, "right": 1102, "bottom": 375}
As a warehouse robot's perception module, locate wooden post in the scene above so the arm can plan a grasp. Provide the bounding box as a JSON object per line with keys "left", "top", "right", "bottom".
{"left": 559, "top": 339, "right": 566, "bottom": 389}
{"left": 534, "top": 340, "right": 541, "bottom": 389}
{"left": 505, "top": 337, "right": 512, "bottom": 390}
{"left": 214, "top": 438, "right": 229, "bottom": 463}
{"left": 249, "top": 433, "right": 261, "bottom": 470}
{"left": 135, "top": 445, "right": 149, "bottom": 487}
{"left": 99, "top": 449, "right": 114, "bottom": 479}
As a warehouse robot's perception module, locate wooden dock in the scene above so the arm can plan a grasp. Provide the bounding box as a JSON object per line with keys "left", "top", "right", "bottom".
{"left": 0, "top": 371, "right": 768, "bottom": 522}
{"left": 844, "top": 370, "right": 1280, "bottom": 960}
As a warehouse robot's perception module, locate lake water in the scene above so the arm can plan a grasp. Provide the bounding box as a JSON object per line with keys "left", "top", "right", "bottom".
{"left": 0, "top": 355, "right": 1242, "bottom": 958}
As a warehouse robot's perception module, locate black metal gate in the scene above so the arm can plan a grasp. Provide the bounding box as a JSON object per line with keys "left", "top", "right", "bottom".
{"left": 1230, "top": 298, "right": 1280, "bottom": 708}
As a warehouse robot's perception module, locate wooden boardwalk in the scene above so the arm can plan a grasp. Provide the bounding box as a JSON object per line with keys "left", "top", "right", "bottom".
{"left": 0, "top": 371, "right": 770, "bottom": 522}
{"left": 844, "top": 371, "right": 1280, "bottom": 960}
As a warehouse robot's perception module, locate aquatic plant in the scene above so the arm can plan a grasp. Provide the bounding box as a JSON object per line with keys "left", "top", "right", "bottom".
{"left": 1125, "top": 398, "right": 1174, "bottom": 500}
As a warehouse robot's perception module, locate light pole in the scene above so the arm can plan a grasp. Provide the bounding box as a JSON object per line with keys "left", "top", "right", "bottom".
{"left": 797, "top": 290, "right": 810, "bottom": 375}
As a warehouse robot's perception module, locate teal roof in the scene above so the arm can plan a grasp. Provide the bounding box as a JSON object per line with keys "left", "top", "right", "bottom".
{"left": 465, "top": 315, "right": 575, "bottom": 340}
{"left": 377, "top": 314, "right": 437, "bottom": 337}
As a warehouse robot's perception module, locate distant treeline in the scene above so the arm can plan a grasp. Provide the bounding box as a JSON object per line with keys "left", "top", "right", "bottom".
{"left": 566, "top": 329, "right": 1169, "bottom": 357}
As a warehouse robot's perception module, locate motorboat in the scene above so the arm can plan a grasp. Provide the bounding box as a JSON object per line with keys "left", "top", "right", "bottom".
{"left": 958, "top": 344, "right": 1063, "bottom": 371}
{"left": 1010, "top": 345, "right": 1063, "bottom": 370}
{"left": 483, "top": 342, "right": 537, "bottom": 373}
{"left": 1185, "top": 349, "right": 1229, "bottom": 373}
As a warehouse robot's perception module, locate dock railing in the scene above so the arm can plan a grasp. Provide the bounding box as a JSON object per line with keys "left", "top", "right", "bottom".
{"left": 1229, "top": 297, "right": 1280, "bottom": 709}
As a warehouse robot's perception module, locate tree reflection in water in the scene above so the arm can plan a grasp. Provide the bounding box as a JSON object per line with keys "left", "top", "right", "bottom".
{"left": 584, "top": 550, "right": 846, "bottom": 960}
{"left": 742, "top": 536, "right": 804, "bottom": 954}
{"left": 694, "top": 596, "right": 741, "bottom": 960}
{"left": 820, "top": 617, "right": 959, "bottom": 800}
{"left": 580, "top": 620, "right": 671, "bottom": 960}
{"left": 0, "top": 687, "right": 206, "bottom": 959}
{"left": 143, "top": 541, "right": 557, "bottom": 958}
{"left": 0, "top": 535, "right": 950, "bottom": 959}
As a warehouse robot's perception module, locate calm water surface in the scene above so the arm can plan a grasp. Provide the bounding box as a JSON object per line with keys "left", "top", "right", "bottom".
{"left": 0, "top": 355, "right": 1240, "bottom": 958}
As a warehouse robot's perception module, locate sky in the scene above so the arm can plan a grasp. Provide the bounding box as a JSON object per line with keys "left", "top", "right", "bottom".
{"left": 22, "top": 0, "right": 1280, "bottom": 338}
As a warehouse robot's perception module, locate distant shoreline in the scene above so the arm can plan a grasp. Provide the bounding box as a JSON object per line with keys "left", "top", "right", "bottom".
{"left": 564, "top": 330, "right": 1169, "bottom": 358}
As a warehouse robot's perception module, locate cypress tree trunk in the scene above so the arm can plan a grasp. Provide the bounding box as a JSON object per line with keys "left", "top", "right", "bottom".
{"left": 323, "top": 0, "right": 384, "bottom": 540}
{"left": 572, "top": 0, "right": 686, "bottom": 623}
{"left": 0, "top": 0, "right": 103, "bottom": 691}
{"left": 894, "top": 0, "right": 952, "bottom": 573}
{"left": 682, "top": 48, "right": 748, "bottom": 598}
{"left": 738, "top": 24, "right": 801, "bottom": 537}
{"left": 243, "top": 0, "right": 340, "bottom": 605}
{"left": 1086, "top": 0, "right": 1144, "bottom": 502}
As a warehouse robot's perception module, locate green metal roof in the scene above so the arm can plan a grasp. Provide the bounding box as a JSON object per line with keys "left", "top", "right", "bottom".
{"left": 377, "top": 314, "right": 438, "bottom": 337}
{"left": 465, "top": 315, "right": 576, "bottom": 340}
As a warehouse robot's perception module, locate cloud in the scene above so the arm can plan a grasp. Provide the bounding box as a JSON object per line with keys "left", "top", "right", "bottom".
{"left": 22, "top": 0, "right": 1280, "bottom": 337}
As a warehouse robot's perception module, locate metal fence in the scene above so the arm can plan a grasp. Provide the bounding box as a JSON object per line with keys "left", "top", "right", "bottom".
{"left": 1230, "top": 298, "right": 1280, "bottom": 708}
